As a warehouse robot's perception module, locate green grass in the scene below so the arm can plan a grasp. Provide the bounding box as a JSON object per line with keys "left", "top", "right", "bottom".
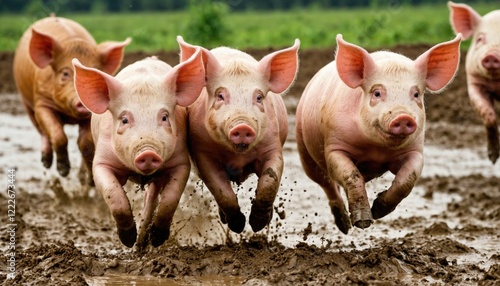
{"left": 0, "top": 3, "right": 497, "bottom": 52}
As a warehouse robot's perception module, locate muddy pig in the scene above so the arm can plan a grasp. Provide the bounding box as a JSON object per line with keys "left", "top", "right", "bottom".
{"left": 296, "top": 34, "right": 461, "bottom": 234}
{"left": 449, "top": 2, "right": 500, "bottom": 164}
{"left": 13, "top": 15, "right": 131, "bottom": 185}
{"left": 72, "top": 50, "right": 205, "bottom": 248}
{"left": 177, "top": 36, "right": 300, "bottom": 233}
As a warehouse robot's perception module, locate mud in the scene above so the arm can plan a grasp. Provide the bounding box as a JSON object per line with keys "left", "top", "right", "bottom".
{"left": 0, "top": 45, "right": 499, "bottom": 285}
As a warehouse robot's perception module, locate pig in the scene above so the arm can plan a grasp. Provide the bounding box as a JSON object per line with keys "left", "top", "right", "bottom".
{"left": 72, "top": 50, "right": 205, "bottom": 248}
{"left": 13, "top": 15, "right": 131, "bottom": 185}
{"left": 449, "top": 1, "right": 500, "bottom": 164}
{"left": 296, "top": 34, "right": 461, "bottom": 234}
{"left": 177, "top": 36, "right": 300, "bottom": 233}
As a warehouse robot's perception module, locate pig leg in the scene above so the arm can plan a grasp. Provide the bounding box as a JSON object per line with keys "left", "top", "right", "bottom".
{"left": 249, "top": 150, "right": 283, "bottom": 232}
{"left": 296, "top": 131, "right": 351, "bottom": 233}
{"left": 371, "top": 152, "right": 423, "bottom": 219}
{"left": 468, "top": 84, "right": 499, "bottom": 163}
{"left": 327, "top": 151, "right": 373, "bottom": 229}
{"left": 77, "top": 121, "right": 95, "bottom": 186}
{"left": 136, "top": 180, "right": 161, "bottom": 251}
{"left": 23, "top": 102, "right": 54, "bottom": 168}
{"left": 34, "top": 106, "right": 70, "bottom": 176}
{"left": 150, "top": 164, "right": 190, "bottom": 247}
{"left": 195, "top": 154, "right": 246, "bottom": 233}
{"left": 93, "top": 164, "right": 137, "bottom": 247}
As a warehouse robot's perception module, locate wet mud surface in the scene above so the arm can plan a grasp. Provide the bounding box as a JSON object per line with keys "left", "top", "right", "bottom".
{"left": 0, "top": 45, "right": 499, "bottom": 285}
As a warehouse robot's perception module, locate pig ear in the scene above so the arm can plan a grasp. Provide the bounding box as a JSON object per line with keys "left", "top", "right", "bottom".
{"left": 414, "top": 34, "right": 462, "bottom": 93}
{"left": 29, "top": 28, "right": 62, "bottom": 69}
{"left": 177, "top": 35, "right": 220, "bottom": 80}
{"left": 177, "top": 36, "right": 198, "bottom": 62}
{"left": 448, "top": 1, "right": 481, "bottom": 40}
{"left": 97, "top": 37, "right": 132, "bottom": 75}
{"left": 259, "top": 39, "right": 300, "bottom": 94}
{"left": 165, "top": 48, "right": 205, "bottom": 107}
{"left": 72, "top": 58, "right": 123, "bottom": 114}
{"left": 335, "top": 34, "right": 376, "bottom": 89}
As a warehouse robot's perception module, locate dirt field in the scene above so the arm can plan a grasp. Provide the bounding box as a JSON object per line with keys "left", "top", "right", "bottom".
{"left": 0, "top": 44, "right": 499, "bottom": 285}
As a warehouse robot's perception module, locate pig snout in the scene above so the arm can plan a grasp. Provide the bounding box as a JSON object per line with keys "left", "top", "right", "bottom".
{"left": 389, "top": 114, "right": 417, "bottom": 136}
{"left": 134, "top": 150, "right": 163, "bottom": 175}
{"left": 229, "top": 123, "right": 256, "bottom": 146}
{"left": 482, "top": 53, "right": 500, "bottom": 71}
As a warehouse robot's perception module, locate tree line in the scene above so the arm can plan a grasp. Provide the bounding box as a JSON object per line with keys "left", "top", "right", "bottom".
{"left": 1, "top": 0, "right": 496, "bottom": 13}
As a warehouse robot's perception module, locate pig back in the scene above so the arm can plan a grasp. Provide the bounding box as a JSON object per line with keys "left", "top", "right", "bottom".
{"left": 13, "top": 17, "right": 96, "bottom": 106}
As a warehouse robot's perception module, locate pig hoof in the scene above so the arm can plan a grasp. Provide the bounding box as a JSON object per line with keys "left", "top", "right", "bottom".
{"left": 227, "top": 212, "right": 246, "bottom": 234}
{"left": 151, "top": 224, "right": 170, "bottom": 247}
{"left": 331, "top": 205, "right": 351, "bottom": 235}
{"left": 351, "top": 209, "right": 373, "bottom": 229}
{"left": 249, "top": 208, "right": 273, "bottom": 232}
{"left": 488, "top": 148, "right": 499, "bottom": 164}
{"left": 218, "top": 209, "right": 227, "bottom": 224}
{"left": 41, "top": 152, "right": 53, "bottom": 168}
{"left": 117, "top": 226, "right": 137, "bottom": 248}
{"left": 57, "top": 161, "right": 70, "bottom": 177}
{"left": 371, "top": 197, "right": 396, "bottom": 219}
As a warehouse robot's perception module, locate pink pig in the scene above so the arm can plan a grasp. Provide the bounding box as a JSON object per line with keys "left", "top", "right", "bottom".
{"left": 13, "top": 15, "right": 130, "bottom": 185}
{"left": 72, "top": 50, "right": 205, "bottom": 248}
{"left": 177, "top": 36, "right": 300, "bottom": 233}
{"left": 449, "top": 1, "right": 500, "bottom": 164}
{"left": 296, "top": 34, "right": 461, "bottom": 234}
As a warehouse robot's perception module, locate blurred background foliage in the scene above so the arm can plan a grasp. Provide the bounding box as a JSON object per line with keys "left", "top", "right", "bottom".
{"left": 0, "top": 0, "right": 497, "bottom": 51}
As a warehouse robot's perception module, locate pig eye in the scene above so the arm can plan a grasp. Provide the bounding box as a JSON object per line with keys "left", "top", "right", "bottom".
{"left": 256, "top": 94, "right": 263, "bottom": 103}
{"left": 217, "top": 91, "right": 224, "bottom": 101}
{"left": 60, "top": 68, "right": 72, "bottom": 82}
{"left": 121, "top": 116, "right": 129, "bottom": 125}
{"left": 413, "top": 91, "right": 419, "bottom": 98}
{"left": 161, "top": 114, "right": 168, "bottom": 122}
{"left": 373, "top": 90, "right": 382, "bottom": 98}
{"left": 476, "top": 34, "right": 485, "bottom": 44}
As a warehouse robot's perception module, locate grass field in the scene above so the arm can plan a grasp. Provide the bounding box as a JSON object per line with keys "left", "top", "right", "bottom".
{"left": 0, "top": 3, "right": 497, "bottom": 52}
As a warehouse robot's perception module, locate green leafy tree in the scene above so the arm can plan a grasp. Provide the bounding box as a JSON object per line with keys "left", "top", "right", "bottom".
{"left": 184, "top": 0, "right": 230, "bottom": 48}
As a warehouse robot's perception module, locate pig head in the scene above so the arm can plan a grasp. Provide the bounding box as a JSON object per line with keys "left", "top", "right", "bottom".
{"left": 296, "top": 34, "right": 461, "bottom": 234}
{"left": 178, "top": 36, "right": 300, "bottom": 233}
{"left": 72, "top": 50, "right": 205, "bottom": 248}
{"left": 13, "top": 15, "right": 130, "bottom": 185}
{"left": 449, "top": 1, "right": 500, "bottom": 163}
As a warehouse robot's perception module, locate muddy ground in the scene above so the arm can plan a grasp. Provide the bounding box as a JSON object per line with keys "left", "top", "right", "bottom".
{"left": 0, "top": 44, "right": 499, "bottom": 285}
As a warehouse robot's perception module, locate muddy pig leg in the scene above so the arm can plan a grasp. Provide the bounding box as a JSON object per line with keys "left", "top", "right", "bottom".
{"left": 34, "top": 106, "right": 70, "bottom": 176}
{"left": 94, "top": 165, "right": 136, "bottom": 247}
{"left": 469, "top": 84, "right": 499, "bottom": 163}
{"left": 135, "top": 181, "right": 160, "bottom": 251}
{"left": 372, "top": 152, "right": 423, "bottom": 219}
{"left": 77, "top": 120, "right": 95, "bottom": 186}
{"left": 296, "top": 133, "right": 351, "bottom": 234}
{"left": 150, "top": 165, "right": 190, "bottom": 247}
{"left": 249, "top": 151, "right": 283, "bottom": 232}
{"left": 196, "top": 154, "right": 246, "bottom": 233}
{"left": 327, "top": 151, "right": 372, "bottom": 229}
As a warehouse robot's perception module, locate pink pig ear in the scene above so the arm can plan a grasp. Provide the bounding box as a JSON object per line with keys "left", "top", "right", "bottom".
{"left": 177, "top": 35, "right": 220, "bottom": 80}
{"left": 72, "top": 58, "right": 123, "bottom": 114}
{"left": 335, "top": 34, "right": 376, "bottom": 89}
{"left": 29, "top": 28, "right": 62, "bottom": 69}
{"left": 97, "top": 37, "right": 132, "bottom": 75}
{"left": 448, "top": 1, "right": 481, "bottom": 40}
{"left": 414, "top": 34, "right": 461, "bottom": 93}
{"left": 165, "top": 48, "right": 205, "bottom": 107}
{"left": 259, "top": 39, "right": 300, "bottom": 94}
